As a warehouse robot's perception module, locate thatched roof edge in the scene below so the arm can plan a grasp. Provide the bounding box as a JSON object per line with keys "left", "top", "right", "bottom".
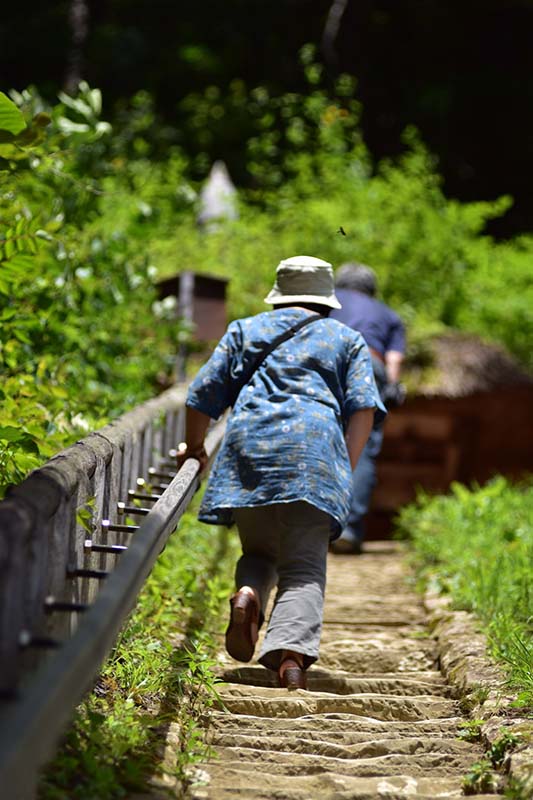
{"left": 404, "top": 332, "right": 533, "bottom": 399}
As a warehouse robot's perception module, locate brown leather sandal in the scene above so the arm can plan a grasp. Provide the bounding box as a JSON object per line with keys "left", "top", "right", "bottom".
{"left": 225, "top": 588, "right": 259, "bottom": 662}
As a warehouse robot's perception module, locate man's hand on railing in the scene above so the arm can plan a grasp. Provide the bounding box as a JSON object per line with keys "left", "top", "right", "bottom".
{"left": 176, "top": 441, "right": 209, "bottom": 474}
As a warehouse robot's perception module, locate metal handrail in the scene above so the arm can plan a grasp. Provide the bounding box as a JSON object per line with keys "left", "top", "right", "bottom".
{"left": 0, "top": 385, "right": 225, "bottom": 799}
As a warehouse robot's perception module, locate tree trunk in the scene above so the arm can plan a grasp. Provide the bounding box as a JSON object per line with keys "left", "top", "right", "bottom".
{"left": 322, "top": 0, "right": 350, "bottom": 71}
{"left": 64, "top": 0, "right": 90, "bottom": 94}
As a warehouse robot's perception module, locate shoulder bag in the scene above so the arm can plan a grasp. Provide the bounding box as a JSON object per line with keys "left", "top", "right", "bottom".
{"left": 229, "top": 313, "right": 322, "bottom": 407}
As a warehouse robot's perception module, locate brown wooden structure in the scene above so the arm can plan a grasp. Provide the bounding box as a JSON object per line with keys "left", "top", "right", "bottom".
{"left": 367, "top": 334, "right": 533, "bottom": 538}
{"left": 157, "top": 271, "right": 228, "bottom": 343}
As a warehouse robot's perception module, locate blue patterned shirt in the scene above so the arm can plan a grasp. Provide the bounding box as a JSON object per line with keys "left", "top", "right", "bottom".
{"left": 186, "top": 308, "right": 386, "bottom": 535}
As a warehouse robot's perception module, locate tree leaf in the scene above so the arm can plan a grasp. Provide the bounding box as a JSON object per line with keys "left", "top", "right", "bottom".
{"left": 0, "top": 92, "right": 26, "bottom": 136}
{"left": 57, "top": 92, "right": 93, "bottom": 120}
{"left": 3, "top": 254, "right": 36, "bottom": 271}
{"left": 4, "top": 238, "right": 14, "bottom": 258}
{"left": 33, "top": 112, "right": 52, "bottom": 128}
{"left": 56, "top": 117, "right": 90, "bottom": 135}
{"left": 15, "top": 127, "right": 42, "bottom": 147}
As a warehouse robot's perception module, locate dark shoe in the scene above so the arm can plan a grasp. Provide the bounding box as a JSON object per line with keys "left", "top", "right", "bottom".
{"left": 225, "top": 589, "right": 259, "bottom": 662}
{"left": 278, "top": 658, "right": 307, "bottom": 691}
{"left": 330, "top": 536, "right": 362, "bottom": 555}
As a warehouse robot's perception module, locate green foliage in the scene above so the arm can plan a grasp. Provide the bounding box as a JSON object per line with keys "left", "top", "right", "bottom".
{"left": 0, "top": 87, "right": 188, "bottom": 494}
{"left": 462, "top": 756, "right": 499, "bottom": 795}
{"left": 505, "top": 776, "right": 533, "bottom": 800}
{"left": 462, "top": 729, "right": 522, "bottom": 795}
{"left": 76, "top": 497, "right": 96, "bottom": 535}
{"left": 0, "top": 91, "right": 26, "bottom": 135}
{"left": 396, "top": 477, "right": 533, "bottom": 705}
{"left": 488, "top": 730, "right": 522, "bottom": 769}
{"left": 171, "top": 54, "right": 533, "bottom": 368}
{"left": 38, "top": 504, "right": 239, "bottom": 799}
{"left": 3, "top": 62, "right": 533, "bottom": 494}
{"left": 457, "top": 718, "right": 484, "bottom": 743}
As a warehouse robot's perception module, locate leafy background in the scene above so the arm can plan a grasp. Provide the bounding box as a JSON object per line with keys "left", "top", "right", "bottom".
{"left": 2, "top": 0, "right": 533, "bottom": 237}
{"left": 1, "top": 56, "right": 532, "bottom": 490}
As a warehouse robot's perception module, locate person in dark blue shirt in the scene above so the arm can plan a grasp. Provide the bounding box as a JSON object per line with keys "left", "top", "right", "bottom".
{"left": 330, "top": 262, "right": 406, "bottom": 554}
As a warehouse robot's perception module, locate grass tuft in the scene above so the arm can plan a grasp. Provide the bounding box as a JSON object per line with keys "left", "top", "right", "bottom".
{"left": 396, "top": 476, "right": 533, "bottom": 708}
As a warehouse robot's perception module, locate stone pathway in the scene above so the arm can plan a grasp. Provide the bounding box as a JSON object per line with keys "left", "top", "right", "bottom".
{"left": 188, "top": 541, "right": 502, "bottom": 799}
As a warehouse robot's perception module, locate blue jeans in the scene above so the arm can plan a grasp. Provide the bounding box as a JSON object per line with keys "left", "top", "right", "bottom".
{"left": 341, "top": 356, "right": 387, "bottom": 546}
{"left": 343, "top": 425, "right": 384, "bottom": 544}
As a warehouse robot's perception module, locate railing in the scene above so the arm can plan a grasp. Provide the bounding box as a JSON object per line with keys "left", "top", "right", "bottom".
{"left": 0, "top": 384, "right": 225, "bottom": 800}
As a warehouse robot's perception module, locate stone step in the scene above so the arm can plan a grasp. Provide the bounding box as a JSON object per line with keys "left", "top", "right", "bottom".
{"left": 319, "top": 629, "right": 434, "bottom": 647}
{"left": 206, "top": 712, "right": 465, "bottom": 737}
{"left": 321, "top": 617, "right": 428, "bottom": 628}
{"left": 212, "top": 746, "right": 479, "bottom": 777}
{"left": 221, "top": 666, "right": 446, "bottom": 684}
{"left": 209, "top": 733, "right": 481, "bottom": 761}
{"left": 217, "top": 687, "right": 459, "bottom": 721}
{"left": 318, "top": 648, "right": 437, "bottom": 673}
{"left": 220, "top": 667, "right": 451, "bottom": 696}
{"left": 323, "top": 600, "right": 425, "bottom": 620}
{"left": 187, "top": 768, "right": 494, "bottom": 799}
{"left": 184, "top": 544, "right": 504, "bottom": 799}
{"left": 324, "top": 593, "right": 421, "bottom": 606}
{"left": 319, "top": 631, "right": 435, "bottom": 648}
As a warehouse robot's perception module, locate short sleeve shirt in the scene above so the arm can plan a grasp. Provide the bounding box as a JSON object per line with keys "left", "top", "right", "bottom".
{"left": 332, "top": 289, "right": 406, "bottom": 357}
{"left": 186, "top": 307, "right": 386, "bottom": 535}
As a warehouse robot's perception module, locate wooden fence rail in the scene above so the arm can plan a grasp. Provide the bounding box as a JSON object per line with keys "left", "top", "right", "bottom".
{"left": 0, "top": 384, "right": 225, "bottom": 800}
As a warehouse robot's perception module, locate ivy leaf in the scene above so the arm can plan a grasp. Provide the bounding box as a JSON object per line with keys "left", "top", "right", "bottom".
{"left": 0, "top": 92, "right": 26, "bottom": 136}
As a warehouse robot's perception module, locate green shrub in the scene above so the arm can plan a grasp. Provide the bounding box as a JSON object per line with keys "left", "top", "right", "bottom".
{"left": 168, "top": 55, "right": 533, "bottom": 367}
{"left": 2, "top": 63, "right": 533, "bottom": 491}
{"left": 0, "top": 87, "right": 189, "bottom": 492}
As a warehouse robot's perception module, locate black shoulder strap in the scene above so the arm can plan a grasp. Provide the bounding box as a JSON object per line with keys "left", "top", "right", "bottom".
{"left": 230, "top": 313, "right": 322, "bottom": 406}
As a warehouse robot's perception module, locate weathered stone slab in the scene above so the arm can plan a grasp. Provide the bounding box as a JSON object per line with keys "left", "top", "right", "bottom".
{"left": 318, "top": 646, "right": 437, "bottom": 674}
{"left": 209, "top": 733, "right": 481, "bottom": 761}
{"left": 425, "top": 591, "right": 533, "bottom": 797}
{"left": 205, "top": 711, "right": 465, "bottom": 737}
{"left": 188, "top": 766, "right": 479, "bottom": 799}
{"left": 213, "top": 746, "right": 482, "bottom": 777}
{"left": 220, "top": 669, "right": 450, "bottom": 697}
{"left": 217, "top": 688, "right": 459, "bottom": 721}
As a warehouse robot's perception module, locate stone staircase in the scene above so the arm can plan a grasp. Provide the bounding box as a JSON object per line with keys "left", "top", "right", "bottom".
{"left": 188, "top": 542, "right": 501, "bottom": 799}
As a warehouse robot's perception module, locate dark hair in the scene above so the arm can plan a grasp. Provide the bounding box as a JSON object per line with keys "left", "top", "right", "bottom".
{"left": 274, "top": 302, "right": 331, "bottom": 317}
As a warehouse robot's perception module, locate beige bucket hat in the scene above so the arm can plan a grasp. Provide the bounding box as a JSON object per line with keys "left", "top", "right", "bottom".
{"left": 264, "top": 255, "right": 342, "bottom": 310}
